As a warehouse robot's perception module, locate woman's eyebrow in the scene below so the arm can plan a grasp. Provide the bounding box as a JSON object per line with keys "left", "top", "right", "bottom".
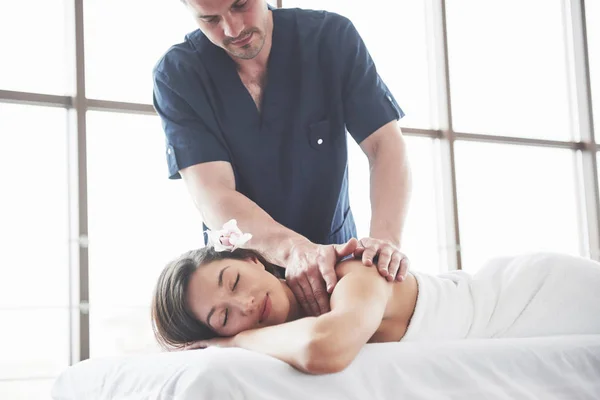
{"left": 218, "top": 266, "right": 230, "bottom": 287}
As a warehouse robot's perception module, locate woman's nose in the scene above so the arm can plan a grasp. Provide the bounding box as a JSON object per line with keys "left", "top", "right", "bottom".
{"left": 237, "top": 296, "right": 257, "bottom": 315}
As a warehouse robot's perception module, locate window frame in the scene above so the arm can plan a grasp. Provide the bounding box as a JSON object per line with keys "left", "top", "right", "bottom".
{"left": 0, "top": 0, "right": 597, "bottom": 374}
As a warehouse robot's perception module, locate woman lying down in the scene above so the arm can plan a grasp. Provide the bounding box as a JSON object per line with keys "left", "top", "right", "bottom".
{"left": 151, "top": 225, "right": 600, "bottom": 375}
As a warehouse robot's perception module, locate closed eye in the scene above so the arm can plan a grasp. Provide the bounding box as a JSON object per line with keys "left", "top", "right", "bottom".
{"left": 223, "top": 273, "right": 240, "bottom": 326}
{"left": 232, "top": 273, "right": 240, "bottom": 291}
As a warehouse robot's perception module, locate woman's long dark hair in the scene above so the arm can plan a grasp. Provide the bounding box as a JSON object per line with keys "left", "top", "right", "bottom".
{"left": 151, "top": 246, "right": 283, "bottom": 350}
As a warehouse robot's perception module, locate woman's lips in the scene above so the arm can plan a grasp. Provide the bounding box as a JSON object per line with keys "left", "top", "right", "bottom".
{"left": 259, "top": 293, "right": 271, "bottom": 323}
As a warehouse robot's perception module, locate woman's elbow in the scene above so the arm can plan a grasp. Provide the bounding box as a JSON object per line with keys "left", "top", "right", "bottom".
{"left": 301, "top": 338, "right": 355, "bottom": 375}
{"left": 303, "top": 357, "right": 351, "bottom": 375}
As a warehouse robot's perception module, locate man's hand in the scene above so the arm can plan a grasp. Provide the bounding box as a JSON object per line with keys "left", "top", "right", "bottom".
{"left": 354, "top": 237, "right": 409, "bottom": 282}
{"left": 285, "top": 238, "right": 358, "bottom": 317}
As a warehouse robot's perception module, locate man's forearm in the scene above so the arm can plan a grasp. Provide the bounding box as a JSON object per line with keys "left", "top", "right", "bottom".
{"left": 368, "top": 135, "right": 412, "bottom": 247}
{"left": 198, "top": 188, "right": 309, "bottom": 266}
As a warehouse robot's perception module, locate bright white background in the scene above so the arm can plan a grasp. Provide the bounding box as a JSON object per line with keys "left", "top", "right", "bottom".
{"left": 0, "top": 0, "right": 598, "bottom": 398}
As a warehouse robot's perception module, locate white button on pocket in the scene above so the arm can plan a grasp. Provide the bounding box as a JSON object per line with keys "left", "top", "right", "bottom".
{"left": 308, "top": 119, "right": 330, "bottom": 150}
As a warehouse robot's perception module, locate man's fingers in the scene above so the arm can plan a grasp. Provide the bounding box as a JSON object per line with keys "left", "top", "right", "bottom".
{"left": 288, "top": 276, "right": 313, "bottom": 316}
{"left": 361, "top": 248, "right": 378, "bottom": 266}
{"left": 307, "top": 266, "right": 330, "bottom": 315}
{"left": 318, "top": 257, "right": 338, "bottom": 293}
{"left": 298, "top": 274, "right": 320, "bottom": 316}
{"left": 388, "top": 252, "right": 403, "bottom": 281}
{"left": 377, "top": 250, "right": 393, "bottom": 280}
{"left": 333, "top": 238, "right": 358, "bottom": 259}
{"left": 396, "top": 257, "right": 410, "bottom": 282}
{"left": 353, "top": 247, "right": 365, "bottom": 259}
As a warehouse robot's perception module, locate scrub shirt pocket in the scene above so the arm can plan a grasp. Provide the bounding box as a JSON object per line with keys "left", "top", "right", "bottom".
{"left": 308, "top": 119, "right": 331, "bottom": 150}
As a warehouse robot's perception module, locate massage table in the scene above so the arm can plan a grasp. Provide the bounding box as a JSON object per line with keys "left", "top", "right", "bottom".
{"left": 52, "top": 334, "right": 600, "bottom": 399}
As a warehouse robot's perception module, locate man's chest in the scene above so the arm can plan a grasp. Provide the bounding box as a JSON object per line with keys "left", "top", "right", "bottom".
{"left": 239, "top": 70, "right": 267, "bottom": 112}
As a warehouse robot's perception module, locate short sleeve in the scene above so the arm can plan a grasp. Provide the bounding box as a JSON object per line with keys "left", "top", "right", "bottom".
{"left": 337, "top": 19, "right": 405, "bottom": 143}
{"left": 153, "top": 69, "right": 230, "bottom": 180}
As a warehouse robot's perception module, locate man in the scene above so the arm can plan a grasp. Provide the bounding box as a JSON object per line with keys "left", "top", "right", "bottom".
{"left": 153, "top": 0, "right": 412, "bottom": 317}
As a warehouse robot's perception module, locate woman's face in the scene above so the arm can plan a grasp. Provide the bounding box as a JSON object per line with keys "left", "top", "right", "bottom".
{"left": 186, "top": 256, "right": 290, "bottom": 337}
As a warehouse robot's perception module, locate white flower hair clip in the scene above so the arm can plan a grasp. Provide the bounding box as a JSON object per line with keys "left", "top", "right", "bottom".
{"left": 205, "top": 219, "right": 253, "bottom": 252}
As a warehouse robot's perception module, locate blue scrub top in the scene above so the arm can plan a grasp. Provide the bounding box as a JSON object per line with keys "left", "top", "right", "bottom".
{"left": 153, "top": 7, "right": 404, "bottom": 246}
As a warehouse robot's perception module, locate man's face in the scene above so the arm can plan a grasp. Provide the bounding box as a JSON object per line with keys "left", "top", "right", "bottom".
{"left": 185, "top": 0, "right": 270, "bottom": 60}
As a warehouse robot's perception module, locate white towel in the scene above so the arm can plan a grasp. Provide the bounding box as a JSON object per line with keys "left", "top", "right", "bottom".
{"left": 402, "top": 252, "right": 600, "bottom": 341}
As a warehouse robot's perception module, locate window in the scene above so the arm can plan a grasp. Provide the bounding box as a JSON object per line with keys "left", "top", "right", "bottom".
{"left": 86, "top": 111, "right": 204, "bottom": 356}
{"left": 0, "top": 0, "right": 72, "bottom": 95}
{"left": 585, "top": 0, "right": 600, "bottom": 139}
{"left": 1, "top": 1, "right": 598, "bottom": 397}
{"left": 84, "top": 0, "right": 197, "bottom": 103}
{"left": 348, "top": 136, "right": 446, "bottom": 274}
{"left": 0, "top": 379, "right": 56, "bottom": 400}
{"left": 455, "top": 141, "right": 582, "bottom": 271}
{"left": 0, "top": 310, "right": 70, "bottom": 379}
{"left": 0, "top": 104, "right": 70, "bottom": 397}
{"left": 0, "top": 104, "right": 70, "bottom": 308}
{"left": 446, "top": 0, "right": 573, "bottom": 140}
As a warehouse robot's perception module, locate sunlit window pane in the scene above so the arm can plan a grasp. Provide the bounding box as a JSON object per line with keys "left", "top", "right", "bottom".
{"left": 0, "top": 310, "right": 69, "bottom": 379}
{"left": 84, "top": 0, "right": 197, "bottom": 103}
{"left": 283, "top": 0, "right": 433, "bottom": 129}
{"left": 86, "top": 111, "right": 204, "bottom": 310}
{"left": 348, "top": 135, "right": 446, "bottom": 274}
{"left": 87, "top": 111, "right": 204, "bottom": 356}
{"left": 90, "top": 307, "right": 160, "bottom": 358}
{"left": 455, "top": 142, "right": 581, "bottom": 272}
{"left": 586, "top": 0, "right": 600, "bottom": 140}
{"left": 0, "top": 379, "right": 54, "bottom": 400}
{"left": 446, "top": 0, "right": 573, "bottom": 140}
{"left": 0, "top": 104, "right": 69, "bottom": 308}
{"left": 0, "top": 0, "right": 72, "bottom": 95}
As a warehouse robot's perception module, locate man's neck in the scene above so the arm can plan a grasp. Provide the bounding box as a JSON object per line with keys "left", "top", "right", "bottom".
{"left": 233, "top": 11, "right": 273, "bottom": 75}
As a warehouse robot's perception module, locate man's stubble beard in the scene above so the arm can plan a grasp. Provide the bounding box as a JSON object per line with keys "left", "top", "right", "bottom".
{"left": 224, "top": 28, "right": 266, "bottom": 60}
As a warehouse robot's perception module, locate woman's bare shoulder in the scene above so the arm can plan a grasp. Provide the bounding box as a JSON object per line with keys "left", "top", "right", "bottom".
{"left": 334, "top": 258, "right": 380, "bottom": 280}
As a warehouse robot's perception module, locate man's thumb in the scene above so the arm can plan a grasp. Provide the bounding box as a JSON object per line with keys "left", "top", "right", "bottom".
{"left": 334, "top": 238, "right": 358, "bottom": 258}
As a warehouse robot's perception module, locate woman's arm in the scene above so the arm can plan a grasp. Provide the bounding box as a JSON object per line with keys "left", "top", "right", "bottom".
{"left": 229, "top": 260, "right": 394, "bottom": 374}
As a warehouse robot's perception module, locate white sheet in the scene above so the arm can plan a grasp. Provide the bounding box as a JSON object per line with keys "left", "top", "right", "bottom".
{"left": 404, "top": 252, "right": 600, "bottom": 341}
{"left": 52, "top": 335, "right": 600, "bottom": 400}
